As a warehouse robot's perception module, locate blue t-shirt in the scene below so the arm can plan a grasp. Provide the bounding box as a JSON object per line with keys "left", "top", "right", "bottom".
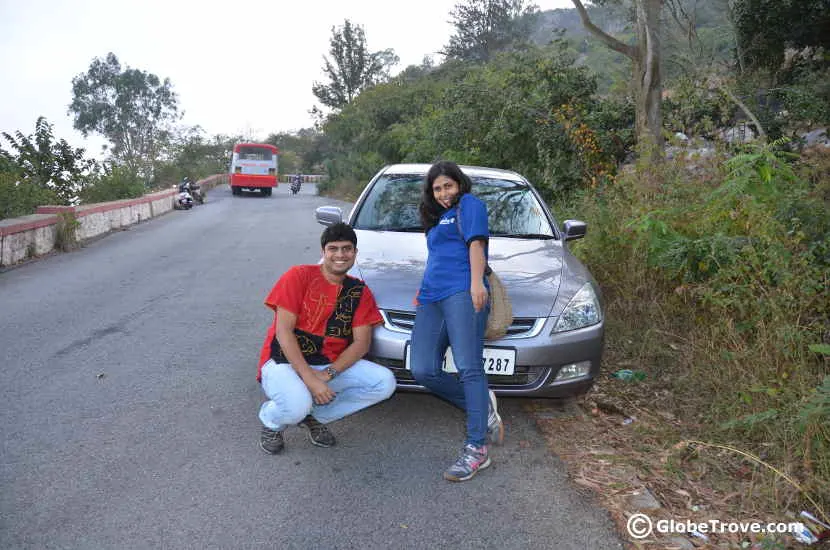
{"left": 418, "top": 193, "right": 489, "bottom": 303}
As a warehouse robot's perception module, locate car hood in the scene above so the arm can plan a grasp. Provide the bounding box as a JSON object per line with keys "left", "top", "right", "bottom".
{"left": 352, "top": 230, "right": 563, "bottom": 318}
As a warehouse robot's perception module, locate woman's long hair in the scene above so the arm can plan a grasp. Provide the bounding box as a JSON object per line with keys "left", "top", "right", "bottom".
{"left": 418, "top": 161, "right": 473, "bottom": 233}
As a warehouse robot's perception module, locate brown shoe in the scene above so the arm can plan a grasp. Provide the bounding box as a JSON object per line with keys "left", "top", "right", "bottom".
{"left": 260, "top": 426, "right": 285, "bottom": 454}
{"left": 298, "top": 415, "right": 336, "bottom": 448}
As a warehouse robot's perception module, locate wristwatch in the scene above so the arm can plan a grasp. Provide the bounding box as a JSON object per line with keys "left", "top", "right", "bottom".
{"left": 325, "top": 366, "right": 339, "bottom": 380}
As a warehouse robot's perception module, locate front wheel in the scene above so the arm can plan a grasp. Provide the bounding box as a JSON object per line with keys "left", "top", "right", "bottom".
{"left": 262, "top": 187, "right": 272, "bottom": 197}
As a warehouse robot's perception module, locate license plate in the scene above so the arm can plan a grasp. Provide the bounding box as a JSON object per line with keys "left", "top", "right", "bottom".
{"left": 405, "top": 344, "right": 516, "bottom": 375}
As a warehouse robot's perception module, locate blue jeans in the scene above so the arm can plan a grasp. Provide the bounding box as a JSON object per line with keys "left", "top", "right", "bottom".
{"left": 410, "top": 291, "right": 489, "bottom": 446}
{"left": 258, "top": 359, "right": 395, "bottom": 431}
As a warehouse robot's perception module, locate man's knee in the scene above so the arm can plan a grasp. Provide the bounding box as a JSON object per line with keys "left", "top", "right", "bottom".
{"left": 281, "top": 391, "right": 314, "bottom": 425}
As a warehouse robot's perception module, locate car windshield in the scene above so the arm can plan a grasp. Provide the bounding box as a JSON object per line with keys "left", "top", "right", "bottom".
{"left": 352, "top": 174, "right": 555, "bottom": 238}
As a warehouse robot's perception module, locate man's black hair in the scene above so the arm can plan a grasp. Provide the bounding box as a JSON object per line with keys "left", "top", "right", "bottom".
{"left": 320, "top": 222, "right": 357, "bottom": 249}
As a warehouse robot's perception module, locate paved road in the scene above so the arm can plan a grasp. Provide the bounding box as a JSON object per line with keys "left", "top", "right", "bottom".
{"left": 0, "top": 183, "right": 623, "bottom": 549}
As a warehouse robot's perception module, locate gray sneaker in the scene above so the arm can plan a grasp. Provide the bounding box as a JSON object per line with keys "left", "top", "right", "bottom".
{"left": 260, "top": 426, "right": 285, "bottom": 455}
{"left": 298, "top": 415, "right": 336, "bottom": 448}
{"left": 443, "top": 443, "right": 491, "bottom": 481}
{"left": 487, "top": 390, "right": 505, "bottom": 446}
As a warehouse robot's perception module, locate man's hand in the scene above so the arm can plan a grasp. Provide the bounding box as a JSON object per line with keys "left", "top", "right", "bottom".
{"left": 471, "top": 280, "right": 489, "bottom": 312}
{"left": 303, "top": 372, "right": 336, "bottom": 405}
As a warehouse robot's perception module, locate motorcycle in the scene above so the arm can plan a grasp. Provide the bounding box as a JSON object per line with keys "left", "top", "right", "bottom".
{"left": 175, "top": 189, "right": 193, "bottom": 210}
{"left": 189, "top": 180, "right": 204, "bottom": 204}
{"left": 180, "top": 177, "right": 204, "bottom": 205}
{"left": 175, "top": 179, "right": 194, "bottom": 210}
{"left": 290, "top": 175, "right": 302, "bottom": 195}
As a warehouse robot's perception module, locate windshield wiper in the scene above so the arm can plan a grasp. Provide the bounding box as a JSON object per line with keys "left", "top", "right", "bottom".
{"left": 491, "top": 233, "right": 555, "bottom": 239}
{"left": 365, "top": 225, "right": 423, "bottom": 232}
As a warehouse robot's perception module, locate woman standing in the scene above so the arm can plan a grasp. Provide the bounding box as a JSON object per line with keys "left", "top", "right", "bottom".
{"left": 410, "top": 161, "right": 505, "bottom": 482}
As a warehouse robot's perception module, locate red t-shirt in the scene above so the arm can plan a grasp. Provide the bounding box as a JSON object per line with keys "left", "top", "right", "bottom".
{"left": 257, "top": 264, "right": 383, "bottom": 380}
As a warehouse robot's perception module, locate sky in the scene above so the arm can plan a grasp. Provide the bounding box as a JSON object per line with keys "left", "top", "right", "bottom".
{"left": 0, "top": 0, "right": 575, "bottom": 156}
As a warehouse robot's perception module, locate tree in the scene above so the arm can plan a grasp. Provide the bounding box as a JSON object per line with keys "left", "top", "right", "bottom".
{"left": 661, "top": 0, "right": 769, "bottom": 142}
{"left": 265, "top": 129, "right": 322, "bottom": 173}
{"left": 1, "top": 117, "right": 95, "bottom": 205}
{"left": 69, "top": 53, "right": 179, "bottom": 184}
{"left": 444, "top": 0, "right": 540, "bottom": 62}
{"left": 153, "top": 126, "right": 233, "bottom": 185}
{"left": 312, "top": 20, "right": 399, "bottom": 110}
{"left": 571, "top": 0, "right": 663, "bottom": 152}
{"left": 733, "top": 0, "right": 830, "bottom": 71}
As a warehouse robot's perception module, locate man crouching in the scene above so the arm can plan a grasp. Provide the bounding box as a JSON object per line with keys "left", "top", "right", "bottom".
{"left": 256, "top": 222, "right": 395, "bottom": 454}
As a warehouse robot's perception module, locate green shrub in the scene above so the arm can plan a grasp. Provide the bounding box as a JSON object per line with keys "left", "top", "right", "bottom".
{"left": 55, "top": 212, "right": 80, "bottom": 252}
{"left": 663, "top": 77, "right": 732, "bottom": 138}
{"left": 565, "top": 144, "right": 829, "bottom": 509}
{"left": 79, "top": 164, "right": 144, "bottom": 204}
{"left": 0, "top": 171, "right": 58, "bottom": 220}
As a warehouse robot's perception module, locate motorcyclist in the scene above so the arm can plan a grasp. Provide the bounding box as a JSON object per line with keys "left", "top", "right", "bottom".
{"left": 176, "top": 177, "right": 193, "bottom": 209}
{"left": 180, "top": 176, "right": 203, "bottom": 203}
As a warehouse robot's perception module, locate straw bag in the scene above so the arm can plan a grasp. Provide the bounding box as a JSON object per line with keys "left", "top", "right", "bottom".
{"left": 483, "top": 266, "right": 512, "bottom": 340}
{"left": 456, "top": 205, "right": 513, "bottom": 340}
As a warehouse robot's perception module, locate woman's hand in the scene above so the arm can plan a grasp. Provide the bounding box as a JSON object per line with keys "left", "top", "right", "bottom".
{"left": 471, "top": 279, "right": 489, "bottom": 313}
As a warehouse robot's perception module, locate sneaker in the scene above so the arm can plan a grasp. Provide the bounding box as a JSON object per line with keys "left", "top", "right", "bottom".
{"left": 487, "top": 390, "right": 505, "bottom": 446}
{"left": 298, "top": 415, "right": 336, "bottom": 448}
{"left": 260, "top": 426, "right": 285, "bottom": 455}
{"left": 443, "top": 443, "right": 491, "bottom": 482}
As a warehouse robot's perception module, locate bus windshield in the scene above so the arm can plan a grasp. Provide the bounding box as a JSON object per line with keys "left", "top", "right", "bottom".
{"left": 236, "top": 146, "right": 274, "bottom": 161}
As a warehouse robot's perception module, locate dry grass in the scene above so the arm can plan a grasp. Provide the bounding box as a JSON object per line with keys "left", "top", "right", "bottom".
{"left": 529, "top": 377, "right": 829, "bottom": 549}
{"left": 539, "top": 148, "right": 830, "bottom": 548}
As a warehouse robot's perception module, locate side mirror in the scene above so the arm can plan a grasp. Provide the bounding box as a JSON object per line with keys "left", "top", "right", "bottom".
{"left": 315, "top": 206, "right": 343, "bottom": 226}
{"left": 562, "top": 220, "right": 587, "bottom": 241}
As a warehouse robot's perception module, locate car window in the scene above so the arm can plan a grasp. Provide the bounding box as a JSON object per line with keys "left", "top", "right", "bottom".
{"left": 353, "top": 175, "right": 423, "bottom": 231}
{"left": 353, "top": 173, "right": 555, "bottom": 238}
{"left": 472, "top": 178, "right": 554, "bottom": 238}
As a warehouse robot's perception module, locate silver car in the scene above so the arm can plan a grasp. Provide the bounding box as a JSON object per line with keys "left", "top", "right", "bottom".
{"left": 315, "top": 164, "right": 604, "bottom": 398}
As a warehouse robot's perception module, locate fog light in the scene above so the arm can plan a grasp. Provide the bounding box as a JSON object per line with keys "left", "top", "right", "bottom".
{"left": 553, "top": 361, "right": 591, "bottom": 382}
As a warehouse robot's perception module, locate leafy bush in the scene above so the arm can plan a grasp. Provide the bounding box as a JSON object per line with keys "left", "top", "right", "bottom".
{"left": 776, "top": 63, "right": 830, "bottom": 130}
{"left": 1, "top": 116, "right": 94, "bottom": 210}
{"left": 0, "top": 170, "right": 58, "bottom": 219}
{"left": 564, "top": 145, "right": 830, "bottom": 507}
{"left": 318, "top": 42, "right": 628, "bottom": 201}
{"left": 663, "top": 77, "right": 732, "bottom": 138}
{"left": 79, "top": 164, "right": 145, "bottom": 204}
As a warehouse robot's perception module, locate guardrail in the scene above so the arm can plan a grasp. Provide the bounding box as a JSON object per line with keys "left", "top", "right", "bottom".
{"left": 0, "top": 174, "right": 228, "bottom": 267}
{"left": 278, "top": 174, "right": 327, "bottom": 183}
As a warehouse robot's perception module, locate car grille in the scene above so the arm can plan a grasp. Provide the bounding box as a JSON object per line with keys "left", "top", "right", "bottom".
{"left": 383, "top": 310, "right": 538, "bottom": 338}
{"left": 369, "top": 356, "right": 548, "bottom": 387}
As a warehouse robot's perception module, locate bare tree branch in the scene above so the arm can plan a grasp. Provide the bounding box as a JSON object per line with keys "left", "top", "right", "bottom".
{"left": 570, "top": 0, "right": 637, "bottom": 59}
{"left": 719, "top": 83, "right": 767, "bottom": 141}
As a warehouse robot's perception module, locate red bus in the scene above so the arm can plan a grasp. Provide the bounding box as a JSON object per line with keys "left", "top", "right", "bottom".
{"left": 229, "top": 143, "right": 279, "bottom": 196}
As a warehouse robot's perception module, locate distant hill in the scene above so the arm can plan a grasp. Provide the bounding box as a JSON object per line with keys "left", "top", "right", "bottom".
{"left": 530, "top": 6, "right": 631, "bottom": 43}
{"left": 530, "top": 6, "right": 633, "bottom": 94}
{"left": 528, "top": 4, "right": 735, "bottom": 94}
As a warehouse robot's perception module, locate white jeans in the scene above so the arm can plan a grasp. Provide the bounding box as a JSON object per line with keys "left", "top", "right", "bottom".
{"left": 258, "top": 359, "right": 396, "bottom": 431}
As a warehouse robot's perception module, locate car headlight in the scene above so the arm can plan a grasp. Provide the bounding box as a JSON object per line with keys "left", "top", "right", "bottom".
{"left": 552, "top": 283, "right": 602, "bottom": 333}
